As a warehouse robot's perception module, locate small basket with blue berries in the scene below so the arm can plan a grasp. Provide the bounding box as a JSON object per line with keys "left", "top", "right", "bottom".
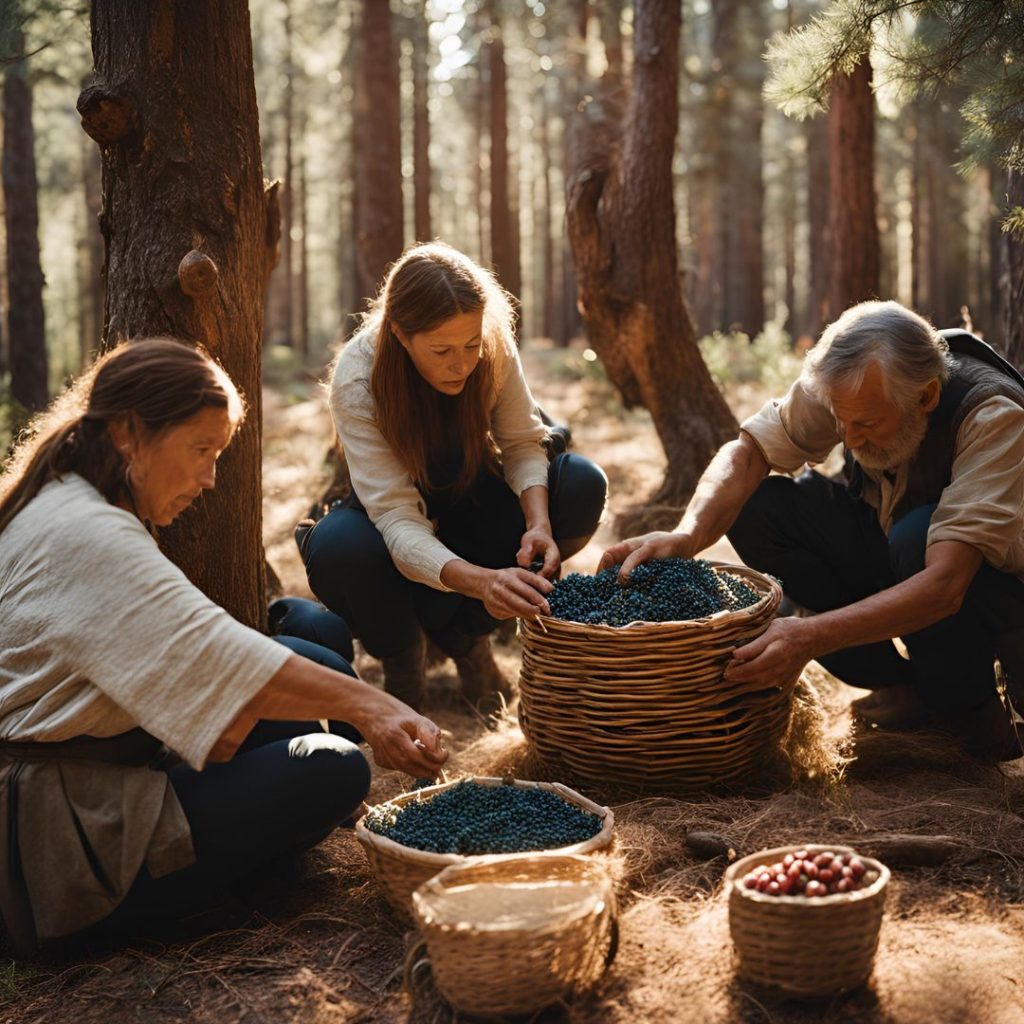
{"left": 355, "top": 775, "right": 614, "bottom": 918}
{"left": 518, "top": 558, "right": 785, "bottom": 792}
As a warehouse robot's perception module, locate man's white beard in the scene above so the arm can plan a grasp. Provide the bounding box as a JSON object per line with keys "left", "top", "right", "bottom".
{"left": 850, "top": 410, "right": 929, "bottom": 472}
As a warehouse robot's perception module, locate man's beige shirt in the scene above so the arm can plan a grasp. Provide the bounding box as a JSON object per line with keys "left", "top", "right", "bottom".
{"left": 741, "top": 376, "right": 1024, "bottom": 579}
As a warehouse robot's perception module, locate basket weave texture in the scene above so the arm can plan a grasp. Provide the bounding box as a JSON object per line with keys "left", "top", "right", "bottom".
{"left": 518, "top": 563, "right": 787, "bottom": 792}
{"left": 411, "top": 854, "right": 617, "bottom": 1018}
{"left": 355, "top": 776, "right": 614, "bottom": 918}
{"left": 725, "top": 843, "right": 890, "bottom": 997}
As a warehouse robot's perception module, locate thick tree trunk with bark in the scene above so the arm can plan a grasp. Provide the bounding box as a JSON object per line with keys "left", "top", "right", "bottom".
{"left": 3, "top": 32, "right": 48, "bottom": 414}
{"left": 78, "top": 120, "right": 104, "bottom": 366}
{"left": 567, "top": 0, "right": 738, "bottom": 531}
{"left": 83, "top": 0, "right": 278, "bottom": 629}
{"left": 1001, "top": 169, "right": 1024, "bottom": 367}
{"left": 278, "top": 0, "right": 295, "bottom": 348}
{"left": 827, "top": 57, "right": 879, "bottom": 317}
{"left": 354, "top": 0, "right": 402, "bottom": 298}
{"left": 412, "top": 0, "right": 431, "bottom": 242}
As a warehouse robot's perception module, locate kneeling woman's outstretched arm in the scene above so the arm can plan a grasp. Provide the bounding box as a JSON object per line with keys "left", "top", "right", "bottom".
{"left": 209, "top": 653, "right": 447, "bottom": 775}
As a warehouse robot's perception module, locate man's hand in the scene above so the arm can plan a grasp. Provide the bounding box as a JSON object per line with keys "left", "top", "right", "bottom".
{"left": 724, "top": 617, "right": 816, "bottom": 689}
{"left": 481, "top": 567, "right": 553, "bottom": 619}
{"left": 599, "top": 531, "right": 695, "bottom": 581}
{"left": 360, "top": 704, "right": 449, "bottom": 777}
{"left": 517, "top": 526, "right": 561, "bottom": 579}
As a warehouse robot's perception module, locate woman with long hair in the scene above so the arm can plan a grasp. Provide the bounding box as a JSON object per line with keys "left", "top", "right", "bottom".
{"left": 298, "top": 243, "right": 607, "bottom": 708}
{"left": 0, "top": 338, "right": 445, "bottom": 955}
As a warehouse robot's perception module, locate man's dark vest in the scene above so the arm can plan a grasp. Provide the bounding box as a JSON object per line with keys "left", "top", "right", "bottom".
{"left": 844, "top": 330, "right": 1024, "bottom": 520}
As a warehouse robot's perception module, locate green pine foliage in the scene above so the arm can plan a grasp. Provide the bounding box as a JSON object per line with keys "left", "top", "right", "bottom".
{"left": 765, "top": 1, "right": 1024, "bottom": 180}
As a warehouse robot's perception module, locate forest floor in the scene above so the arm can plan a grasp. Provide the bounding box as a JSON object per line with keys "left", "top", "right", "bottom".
{"left": 2, "top": 341, "right": 1023, "bottom": 1024}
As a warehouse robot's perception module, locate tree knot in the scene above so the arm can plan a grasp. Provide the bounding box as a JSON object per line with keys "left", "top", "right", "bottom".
{"left": 77, "top": 84, "right": 137, "bottom": 144}
{"left": 178, "top": 250, "right": 220, "bottom": 297}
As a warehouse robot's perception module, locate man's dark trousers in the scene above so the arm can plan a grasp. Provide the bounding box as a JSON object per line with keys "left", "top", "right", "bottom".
{"left": 727, "top": 470, "right": 1024, "bottom": 714}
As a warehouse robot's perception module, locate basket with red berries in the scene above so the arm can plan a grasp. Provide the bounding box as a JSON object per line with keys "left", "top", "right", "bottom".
{"left": 724, "top": 843, "right": 890, "bottom": 997}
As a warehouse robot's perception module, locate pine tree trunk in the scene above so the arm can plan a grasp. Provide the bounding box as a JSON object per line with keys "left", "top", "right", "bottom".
{"left": 412, "top": 0, "right": 431, "bottom": 242}
{"left": 354, "top": 0, "right": 403, "bottom": 299}
{"left": 538, "top": 80, "right": 555, "bottom": 341}
{"left": 487, "top": 1, "right": 519, "bottom": 306}
{"left": 827, "top": 57, "right": 879, "bottom": 317}
{"left": 296, "top": 125, "right": 309, "bottom": 357}
{"left": 79, "top": 119, "right": 105, "bottom": 366}
{"left": 1002, "top": 168, "right": 1024, "bottom": 367}
{"left": 567, "top": 0, "right": 738, "bottom": 531}
{"left": 3, "top": 30, "right": 48, "bottom": 415}
{"left": 278, "top": 0, "right": 295, "bottom": 347}
{"left": 806, "top": 112, "right": 829, "bottom": 335}
{"left": 336, "top": 0, "right": 358, "bottom": 334}
{"left": 83, "top": 0, "right": 277, "bottom": 629}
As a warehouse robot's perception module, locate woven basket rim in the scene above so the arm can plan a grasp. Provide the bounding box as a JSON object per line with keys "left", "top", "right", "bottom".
{"left": 412, "top": 852, "right": 612, "bottom": 935}
{"left": 355, "top": 776, "right": 614, "bottom": 868}
{"left": 724, "top": 843, "right": 890, "bottom": 907}
{"left": 527, "top": 562, "right": 781, "bottom": 634}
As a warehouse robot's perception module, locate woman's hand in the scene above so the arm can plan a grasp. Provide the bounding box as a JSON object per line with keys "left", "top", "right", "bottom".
{"left": 481, "top": 567, "right": 553, "bottom": 619}
{"left": 517, "top": 526, "right": 561, "bottom": 578}
{"left": 359, "top": 700, "right": 449, "bottom": 777}
{"left": 599, "top": 531, "right": 695, "bottom": 581}
{"left": 723, "top": 618, "right": 816, "bottom": 689}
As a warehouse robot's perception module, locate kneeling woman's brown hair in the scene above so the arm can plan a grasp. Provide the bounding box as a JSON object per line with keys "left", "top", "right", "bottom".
{"left": 368, "top": 242, "right": 516, "bottom": 498}
{"left": 0, "top": 338, "right": 244, "bottom": 535}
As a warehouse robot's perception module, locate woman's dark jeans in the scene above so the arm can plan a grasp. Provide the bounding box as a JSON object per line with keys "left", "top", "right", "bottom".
{"left": 727, "top": 470, "right": 1024, "bottom": 714}
{"left": 301, "top": 452, "right": 608, "bottom": 659}
{"left": 107, "top": 635, "right": 370, "bottom": 923}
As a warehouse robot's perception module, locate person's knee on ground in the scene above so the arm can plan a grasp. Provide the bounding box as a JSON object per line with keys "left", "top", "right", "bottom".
{"left": 269, "top": 597, "right": 355, "bottom": 663}
{"left": 549, "top": 453, "right": 608, "bottom": 561}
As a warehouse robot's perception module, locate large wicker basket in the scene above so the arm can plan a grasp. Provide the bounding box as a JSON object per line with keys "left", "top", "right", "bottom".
{"left": 518, "top": 563, "right": 786, "bottom": 792}
{"left": 725, "top": 843, "right": 890, "bottom": 997}
{"left": 355, "top": 776, "right": 614, "bottom": 918}
{"left": 408, "top": 854, "right": 617, "bottom": 1018}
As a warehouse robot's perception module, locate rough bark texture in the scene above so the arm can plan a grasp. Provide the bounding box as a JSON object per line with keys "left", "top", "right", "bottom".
{"left": 566, "top": 0, "right": 738, "bottom": 532}
{"left": 78, "top": 119, "right": 105, "bottom": 365}
{"left": 278, "top": 0, "right": 295, "bottom": 350}
{"left": 3, "top": 35, "right": 48, "bottom": 414}
{"left": 354, "top": 0, "right": 402, "bottom": 298}
{"left": 86, "top": 0, "right": 277, "bottom": 629}
{"left": 412, "top": 0, "right": 431, "bottom": 242}
{"left": 1001, "top": 168, "right": 1024, "bottom": 368}
{"left": 805, "top": 112, "right": 830, "bottom": 336}
{"left": 827, "top": 57, "right": 879, "bottom": 317}
{"left": 487, "top": 2, "right": 520, "bottom": 307}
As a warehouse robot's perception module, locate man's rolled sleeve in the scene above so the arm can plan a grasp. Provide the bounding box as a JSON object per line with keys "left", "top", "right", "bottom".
{"left": 740, "top": 377, "right": 841, "bottom": 473}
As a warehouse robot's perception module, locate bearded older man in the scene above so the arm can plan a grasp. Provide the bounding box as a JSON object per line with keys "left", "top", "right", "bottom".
{"left": 602, "top": 300, "right": 1024, "bottom": 761}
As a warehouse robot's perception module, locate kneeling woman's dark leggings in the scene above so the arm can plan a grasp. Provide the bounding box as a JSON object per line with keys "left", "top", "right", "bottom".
{"left": 301, "top": 452, "right": 608, "bottom": 659}
{"left": 107, "top": 635, "right": 370, "bottom": 924}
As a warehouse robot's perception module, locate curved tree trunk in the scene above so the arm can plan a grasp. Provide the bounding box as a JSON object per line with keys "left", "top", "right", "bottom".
{"left": 3, "top": 28, "right": 48, "bottom": 415}
{"left": 83, "top": 0, "right": 278, "bottom": 630}
{"left": 828, "top": 57, "right": 879, "bottom": 317}
{"left": 567, "top": 0, "right": 738, "bottom": 533}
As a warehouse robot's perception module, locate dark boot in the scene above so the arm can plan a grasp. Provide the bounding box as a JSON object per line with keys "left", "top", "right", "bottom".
{"left": 851, "top": 684, "right": 929, "bottom": 729}
{"left": 453, "top": 634, "right": 513, "bottom": 714}
{"left": 943, "top": 693, "right": 1022, "bottom": 764}
{"left": 380, "top": 631, "right": 427, "bottom": 710}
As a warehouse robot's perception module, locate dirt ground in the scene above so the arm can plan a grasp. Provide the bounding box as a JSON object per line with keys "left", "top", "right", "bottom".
{"left": 2, "top": 342, "right": 1022, "bottom": 1024}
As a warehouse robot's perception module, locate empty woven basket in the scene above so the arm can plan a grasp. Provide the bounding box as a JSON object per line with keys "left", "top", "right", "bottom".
{"left": 725, "top": 843, "right": 890, "bottom": 996}
{"left": 408, "top": 853, "right": 617, "bottom": 1018}
{"left": 518, "top": 563, "right": 787, "bottom": 792}
{"left": 355, "top": 776, "right": 614, "bottom": 918}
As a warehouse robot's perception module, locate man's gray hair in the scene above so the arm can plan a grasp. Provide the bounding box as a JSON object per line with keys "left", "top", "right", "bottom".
{"left": 804, "top": 300, "right": 953, "bottom": 410}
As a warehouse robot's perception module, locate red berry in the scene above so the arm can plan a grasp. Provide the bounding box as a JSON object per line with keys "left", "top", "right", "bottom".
{"left": 794, "top": 849, "right": 808, "bottom": 860}
{"left": 787, "top": 862, "right": 803, "bottom": 879}
{"left": 805, "top": 880, "right": 823, "bottom": 897}
{"left": 757, "top": 875, "right": 771, "bottom": 892}
{"left": 849, "top": 858, "right": 866, "bottom": 878}
{"left": 842, "top": 853, "right": 853, "bottom": 866}
{"left": 830, "top": 858, "right": 844, "bottom": 874}
{"left": 770, "top": 862, "right": 784, "bottom": 876}
{"left": 804, "top": 863, "right": 819, "bottom": 880}
{"left": 776, "top": 875, "right": 793, "bottom": 894}
{"left": 783, "top": 853, "right": 795, "bottom": 868}
{"left": 837, "top": 878, "right": 852, "bottom": 893}
{"left": 841, "top": 865, "right": 854, "bottom": 879}
{"left": 814, "top": 853, "right": 833, "bottom": 869}
{"left": 768, "top": 881, "right": 781, "bottom": 895}
{"left": 744, "top": 874, "right": 758, "bottom": 890}
{"left": 819, "top": 868, "right": 834, "bottom": 883}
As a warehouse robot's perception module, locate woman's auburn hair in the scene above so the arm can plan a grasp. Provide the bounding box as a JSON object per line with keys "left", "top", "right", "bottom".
{"left": 367, "top": 242, "right": 516, "bottom": 497}
{"left": 0, "top": 337, "right": 244, "bottom": 535}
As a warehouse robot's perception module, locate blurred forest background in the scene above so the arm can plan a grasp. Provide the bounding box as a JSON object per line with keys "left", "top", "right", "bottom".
{"left": 1, "top": 0, "right": 1021, "bottom": 442}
